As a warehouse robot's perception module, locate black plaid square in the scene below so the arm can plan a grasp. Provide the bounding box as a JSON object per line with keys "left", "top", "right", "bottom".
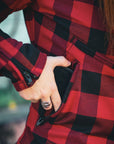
{"left": 0, "top": 0, "right": 11, "bottom": 22}
{"left": 19, "top": 44, "right": 40, "bottom": 65}
{"left": 72, "top": 114, "right": 96, "bottom": 134}
{"left": 31, "top": 133, "right": 47, "bottom": 144}
{"left": 34, "top": 11, "right": 44, "bottom": 25}
{"left": 54, "top": 15, "right": 70, "bottom": 41}
{"left": 87, "top": 28, "right": 108, "bottom": 54}
{"left": 0, "top": 67, "right": 17, "bottom": 83}
{"left": 81, "top": 70, "right": 101, "bottom": 95}
{"left": 108, "top": 126, "right": 114, "bottom": 141}
{"left": 0, "top": 29, "right": 10, "bottom": 40}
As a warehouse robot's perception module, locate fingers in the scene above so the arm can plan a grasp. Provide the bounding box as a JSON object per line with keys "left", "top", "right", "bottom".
{"left": 19, "top": 86, "right": 61, "bottom": 112}
{"left": 46, "top": 56, "right": 71, "bottom": 70}
{"left": 51, "top": 87, "right": 62, "bottom": 112}
{"left": 19, "top": 56, "right": 68, "bottom": 111}
{"left": 19, "top": 87, "right": 34, "bottom": 101}
{"left": 40, "top": 84, "right": 61, "bottom": 111}
{"left": 41, "top": 96, "right": 52, "bottom": 110}
{"left": 53, "top": 56, "right": 71, "bottom": 67}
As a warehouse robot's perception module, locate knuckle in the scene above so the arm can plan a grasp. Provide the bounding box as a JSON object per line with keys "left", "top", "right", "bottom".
{"left": 33, "top": 94, "right": 38, "bottom": 101}
{"left": 40, "top": 88, "right": 48, "bottom": 98}
{"left": 51, "top": 84, "right": 56, "bottom": 92}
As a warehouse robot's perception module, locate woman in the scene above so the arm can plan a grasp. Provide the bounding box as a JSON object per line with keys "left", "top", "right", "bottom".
{"left": 0, "top": 0, "right": 114, "bottom": 143}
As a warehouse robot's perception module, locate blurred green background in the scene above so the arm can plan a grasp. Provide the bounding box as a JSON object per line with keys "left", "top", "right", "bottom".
{"left": 0, "top": 77, "right": 28, "bottom": 108}
{"left": 0, "top": 11, "right": 31, "bottom": 143}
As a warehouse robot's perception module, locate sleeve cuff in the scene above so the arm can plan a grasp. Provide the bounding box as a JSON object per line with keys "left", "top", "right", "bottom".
{"left": 13, "top": 52, "right": 47, "bottom": 91}
{"left": 31, "top": 52, "right": 47, "bottom": 77}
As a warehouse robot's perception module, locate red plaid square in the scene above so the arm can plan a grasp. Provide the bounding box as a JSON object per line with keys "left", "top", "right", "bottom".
{"left": 62, "top": 90, "right": 80, "bottom": 114}
{"left": 37, "top": 0, "right": 55, "bottom": 15}
{"left": 48, "top": 125, "right": 70, "bottom": 144}
{"left": 71, "top": 1, "right": 93, "bottom": 27}
{"left": 38, "top": 26, "right": 53, "bottom": 52}
{"left": 77, "top": 92, "right": 99, "bottom": 117}
{"left": 87, "top": 135, "right": 107, "bottom": 144}
{"left": 97, "top": 96, "right": 114, "bottom": 121}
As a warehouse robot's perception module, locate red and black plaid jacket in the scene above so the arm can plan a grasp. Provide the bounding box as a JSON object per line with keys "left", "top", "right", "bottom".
{"left": 0, "top": 0, "right": 114, "bottom": 143}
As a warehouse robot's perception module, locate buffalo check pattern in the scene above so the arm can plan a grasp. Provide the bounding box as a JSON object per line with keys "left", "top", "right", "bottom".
{"left": 0, "top": 0, "right": 114, "bottom": 143}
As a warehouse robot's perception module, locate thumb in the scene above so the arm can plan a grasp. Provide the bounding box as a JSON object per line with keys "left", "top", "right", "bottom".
{"left": 19, "top": 87, "right": 32, "bottom": 101}
{"left": 51, "top": 86, "right": 62, "bottom": 111}
{"left": 54, "top": 56, "right": 71, "bottom": 67}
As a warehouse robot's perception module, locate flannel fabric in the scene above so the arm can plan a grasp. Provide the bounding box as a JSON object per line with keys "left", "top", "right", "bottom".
{"left": 0, "top": 0, "right": 114, "bottom": 144}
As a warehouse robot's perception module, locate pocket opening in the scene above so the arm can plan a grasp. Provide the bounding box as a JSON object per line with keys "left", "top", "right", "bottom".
{"left": 37, "top": 61, "right": 79, "bottom": 123}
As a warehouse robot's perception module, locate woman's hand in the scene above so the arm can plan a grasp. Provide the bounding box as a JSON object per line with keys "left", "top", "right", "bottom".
{"left": 19, "top": 56, "right": 71, "bottom": 111}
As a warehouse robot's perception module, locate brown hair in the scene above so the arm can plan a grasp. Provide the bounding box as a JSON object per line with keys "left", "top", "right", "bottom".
{"left": 99, "top": 0, "right": 114, "bottom": 52}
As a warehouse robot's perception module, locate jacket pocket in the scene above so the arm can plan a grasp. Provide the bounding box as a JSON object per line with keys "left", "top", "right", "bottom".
{"left": 36, "top": 62, "right": 80, "bottom": 126}
{"left": 94, "top": 52, "right": 114, "bottom": 69}
{"left": 51, "top": 62, "right": 80, "bottom": 117}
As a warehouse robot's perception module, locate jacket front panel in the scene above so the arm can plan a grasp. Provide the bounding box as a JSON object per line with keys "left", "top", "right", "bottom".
{"left": 0, "top": 0, "right": 113, "bottom": 143}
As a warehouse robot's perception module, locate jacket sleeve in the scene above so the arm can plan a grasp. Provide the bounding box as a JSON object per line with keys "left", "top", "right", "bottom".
{"left": 0, "top": 0, "right": 32, "bottom": 22}
{"left": 0, "top": 0, "right": 47, "bottom": 91}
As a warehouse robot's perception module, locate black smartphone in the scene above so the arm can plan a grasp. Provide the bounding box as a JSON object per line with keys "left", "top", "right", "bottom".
{"left": 54, "top": 66, "right": 73, "bottom": 101}
{"left": 38, "top": 66, "right": 73, "bottom": 122}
